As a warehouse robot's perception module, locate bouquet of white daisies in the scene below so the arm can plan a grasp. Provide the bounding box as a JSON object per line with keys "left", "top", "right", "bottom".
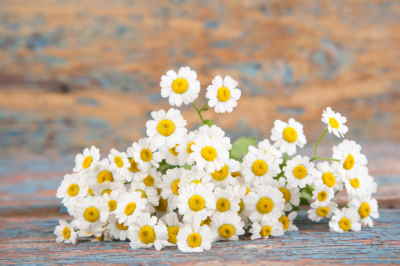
{"left": 55, "top": 66, "right": 379, "bottom": 252}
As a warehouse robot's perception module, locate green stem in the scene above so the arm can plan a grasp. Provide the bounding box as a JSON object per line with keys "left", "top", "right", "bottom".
{"left": 192, "top": 104, "right": 207, "bottom": 124}
{"left": 310, "top": 156, "right": 340, "bottom": 162}
{"left": 312, "top": 128, "right": 328, "bottom": 157}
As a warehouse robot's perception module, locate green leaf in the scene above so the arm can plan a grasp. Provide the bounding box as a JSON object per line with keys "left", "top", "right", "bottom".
{"left": 230, "top": 137, "right": 257, "bottom": 161}
{"left": 203, "top": 120, "right": 214, "bottom": 126}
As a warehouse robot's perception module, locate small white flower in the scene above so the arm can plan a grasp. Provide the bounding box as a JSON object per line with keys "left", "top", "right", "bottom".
{"left": 102, "top": 189, "right": 124, "bottom": 215}
{"left": 177, "top": 183, "right": 215, "bottom": 223}
{"left": 160, "top": 66, "right": 200, "bottom": 107}
{"left": 271, "top": 118, "right": 306, "bottom": 155}
{"left": 73, "top": 146, "right": 100, "bottom": 172}
{"left": 333, "top": 140, "right": 368, "bottom": 172}
{"left": 313, "top": 162, "right": 343, "bottom": 191}
{"left": 308, "top": 201, "right": 337, "bottom": 222}
{"left": 177, "top": 223, "right": 214, "bottom": 252}
{"left": 54, "top": 220, "right": 78, "bottom": 244}
{"left": 161, "top": 212, "right": 183, "bottom": 245}
{"left": 329, "top": 208, "right": 362, "bottom": 233}
{"left": 128, "top": 213, "right": 168, "bottom": 251}
{"left": 176, "top": 131, "right": 198, "bottom": 164}
{"left": 115, "top": 191, "right": 147, "bottom": 225}
{"left": 312, "top": 187, "right": 334, "bottom": 206}
{"left": 276, "top": 179, "right": 300, "bottom": 211}
{"left": 284, "top": 155, "right": 316, "bottom": 189}
{"left": 108, "top": 149, "right": 130, "bottom": 174}
{"left": 107, "top": 215, "right": 130, "bottom": 241}
{"left": 244, "top": 186, "right": 284, "bottom": 222}
{"left": 344, "top": 166, "right": 376, "bottom": 198}
{"left": 133, "top": 168, "right": 162, "bottom": 190}
{"left": 250, "top": 217, "right": 284, "bottom": 240}
{"left": 213, "top": 185, "right": 241, "bottom": 214}
{"left": 196, "top": 125, "right": 231, "bottom": 149}
{"left": 322, "top": 107, "right": 348, "bottom": 138}
{"left": 206, "top": 75, "right": 241, "bottom": 113}
{"left": 146, "top": 108, "right": 187, "bottom": 147}
{"left": 160, "top": 168, "right": 189, "bottom": 209}
{"left": 208, "top": 159, "right": 240, "bottom": 187}
{"left": 130, "top": 182, "right": 160, "bottom": 210}
{"left": 56, "top": 173, "right": 88, "bottom": 208}
{"left": 279, "top": 211, "right": 298, "bottom": 232}
{"left": 128, "top": 137, "right": 163, "bottom": 170}
{"left": 160, "top": 142, "right": 183, "bottom": 166}
{"left": 349, "top": 196, "right": 379, "bottom": 227}
{"left": 210, "top": 212, "right": 244, "bottom": 241}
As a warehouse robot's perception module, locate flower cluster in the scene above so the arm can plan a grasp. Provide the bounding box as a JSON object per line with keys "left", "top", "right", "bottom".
{"left": 55, "top": 66, "right": 379, "bottom": 252}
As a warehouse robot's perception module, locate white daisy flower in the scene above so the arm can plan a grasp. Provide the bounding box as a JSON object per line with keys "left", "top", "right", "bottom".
{"left": 284, "top": 155, "right": 316, "bottom": 189}
{"left": 322, "top": 107, "right": 348, "bottom": 138}
{"left": 196, "top": 125, "right": 231, "bottom": 149}
{"left": 73, "top": 146, "right": 100, "bottom": 173}
{"left": 128, "top": 213, "right": 168, "bottom": 251}
{"left": 308, "top": 201, "right": 337, "bottom": 222}
{"left": 176, "top": 223, "right": 214, "bottom": 252}
{"left": 102, "top": 189, "right": 124, "bottom": 215}
{"left": 134, "top": 168, "right": 162, "bottom": 190}
{"left": 160, "top": 66, "right": 200, "bottom": 107}
{"left": 56, "top": 173, "right": 88, "bottom": 208}
{"left": 332, "top": 140, "right": 368, "bottom": 172}
{"left": 277, "top": 179, "right": 300, "bottom": 211}
{"left": 189, "top": 135, "right": 230, "bottom": 173}
{"left": 179, "top": 168, "right": 211, "bottom": 187}
{"left": 250, "top": 217, "right": 284, "bottom": 240}
{"left": 279, "top": 211, "right": 298, "bottom": 232}
{"left": 108, "top": 149, "right": 129, "bottom": 175}
{"left": 242, "top": 144, "right": 282, "bottom": 185}
{"left": 257, "top": 139, "right": 282, "bottom": 158}
{"left": 125, "top": 156, "right": 146, "bottom": 183}
{"left": 271, "top": 118, "right": 306, "bottom": 156}
{"left": 161, "top": 212, "right": 183, "bottom": 245}
{"left": 329, "top": 208, "right": 362, "bottom": 233}
{"left": 244, "top": 185, "right": 285, "bottom": 222}
{"left": 115, "top": 191, "right": 147, "bottom": 225}
{"left": 86, "top": 159, "right": 116, "bottom": 186}
{"left": 128, "top": 137, "right": 163, "bottom": 170}
{"left": 130, "top": 182, "right": 160, "bottom": 209}
{"left": 210, "top": 212, "right": 244, "bottom": 241}
{"left": 349, "top": 196, "right": 379, "bottom": 227}
{"left": 313, "top": 162, "right": 343, "bottom": 191}
{"left": 177, "top": 183, "right": 215, "bottom": 223}
{"left": 161, "top": 142, "right": 183, "bottom": 166}
{"left": 93, "top": 181, "right": 125, "bottom": 198}
{"left": 54, "top": 220, "right": 78, "bottom": 244}
{"left": 107, "top": 215, "right": 130, "bottom": 241}
{"left": 71, "top": 196, "right": 109, "bottom": 237}
{"left": 213, "top": 185, "right": 241, "bottom": 214}
{"left": 176, "top": 131, "right": 198, "bottom": 164}
{"left": 344, "top": 166, "right": 376, "bottom": 198}
{"left": 146, "top": 108, "right": 187, "bottom": 147}
{"left": 160, "top": 168, "right": 189, "bottom": 209}
{"left": 208, "top": 159, "right": 240, "bottom": 187}
{"left": 312, "top": 187, "right": 334, "bottom": 206}
{"left": 206, "top": 75, "right": 241, "bottom": 113}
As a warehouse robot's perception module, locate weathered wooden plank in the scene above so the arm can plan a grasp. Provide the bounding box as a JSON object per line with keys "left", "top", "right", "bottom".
{"left": 0, "top": 210, "right": 399, "bottom": 265}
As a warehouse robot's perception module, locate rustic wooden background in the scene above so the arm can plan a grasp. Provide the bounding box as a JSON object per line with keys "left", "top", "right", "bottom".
{"left": 1, "top": 0, "right": 400, "bottom": 264}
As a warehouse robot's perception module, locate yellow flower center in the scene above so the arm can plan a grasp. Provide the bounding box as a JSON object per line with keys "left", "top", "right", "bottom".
{"left": 156, "top": 119, "right": 176, "bottom": 137}
{"left": 108, "top": 200, "right": 117, "bottom": 212}
{"left": 169, "top": 145, "right": 179, "bottom": 156}
{"left": 167, "top": 226, "right": 179, "bottom": 244}
{"left": 217, "top": 86, "right": 231, "bottom": 102}
{"left": 200, "top": 216, "right": 212, "bottom": 226}
{"left": 188, "top": 195, "right": 206, "bottom": 212}
{"left": 216, "top": 197, "right": 231, "bottom": 212}
{"left": 140, "top": 148, "right": 153, "bottom": 162}
{"left": 186, "top": 233, "right": 202, "bottom": 248}
{"left": 83, "top": 206, "right": 100, "bottom": 223}
{"left": 87, "top": 188, "right": 95, "bottom": 196}
{"left": 67, "top": 184, "right": 80, "bottom": 197}
{"left": 211, "top": 165, "right": 229, "bottom": 181}
{"left": 62, "top": 226, "right": 71, "bottom": 239}
{"left": 136, "top": 189, "right": 147, "bottom": 199}
{"left": 156, "top": 197, "right": 168, "bottom": 212}
{"left": 124, "top": 202, "right": 137, "bottom": 216}
{"left": 138, "top": 225, "right": 156, "bottom": 244}
{"left": 316, "top": 206, "right": 330, "bottom": 217}
{"left": 114, "top": 156, "right": 124, "bottom": 168}
{"left": 101, "top": 189, "right": 112, "bottom": 195}
{"left": 97, "top": 170, "right": 113, "bottom": 184}
{"left": 171, "top": 179, "right": 180, "bottom": 195}
{"left": 172, "top": 77, "right": 189, "bottom": 94}
{"left": 191, "top": 179, "right": 202, "bottom": 184}
{"left": 260, "top": 225, "right": 272, "bottom": 237}
{"left": 251, "top": 160, "right": 269, "bottom": 176}
{"left": 350, "top": 178, "right": 360, "bottom": 188}
{"left": 343, "top": 154, "right": 355, "bottom": 170}
{"left": 82, "top": 156, "right": 93, "bottom": 169}
{"left": 239, "top": 199, "right": 245, "bottom": 213}
{"left": 231, "top": 171, "right": 241, "bottom": 178}
{"left": 282, "top": 127, "right": 298, "bottom": 143}
{"left": 200, "top": 146, "right": 218, "bottom": 161}
{"left": 128, "top": 158, "right": 140, "bottom": 173}
{"left": 317, "top": 191, "right": 328, "bottom": 202}
{"left": 186, "top": 141, "right": 195, "bottom": 153}
{"left": 116, "top": 222, "right": 128, "bottom": 231}
{"left": 359, "top": 202, "right": 371, "bottom": 218}
{"left": 256, "top": 197, "right": 274, "bottom": 214}
{"left": 293, "top": 165, "right": 308, "bottom": 179}
{"left": 338, "top": 217, "right": 352, "bottom": 231}
{"left": 322, "top": 172, "right": 336, "bottom": 188}
{"left": 279, "top": 187, "right": 291, "bottom": 202}
{"left": 279, "top": 215, "right": 289, "bottom": 230}
{"left": 218, "top": 224, "right": 236, "bottom": 239}
{"left": 328, "top": 117, "right": 340, "bottom": 129}
{"left": 143, "top": 175, "right": 155, "bottom": 187}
